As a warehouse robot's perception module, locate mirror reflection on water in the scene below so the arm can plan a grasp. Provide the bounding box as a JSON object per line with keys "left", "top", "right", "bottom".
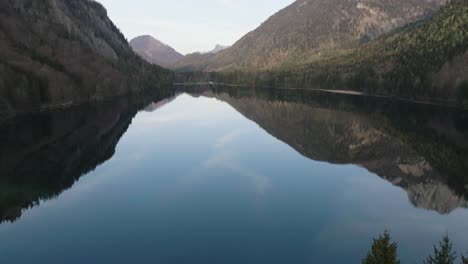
{"left": 0, "top": 85, "right": 467, "bottom": 264}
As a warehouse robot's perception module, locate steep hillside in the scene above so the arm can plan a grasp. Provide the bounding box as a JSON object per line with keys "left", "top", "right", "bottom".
{"left": 0, "top": 0, "right": 172, "bottom": 118}
{"left": 130, "top": 35, "right": 184, "bottom": 68}
{"left": 172, "top": 52, "right": 216, "bottom": 72}
{"left": 208, "top": 2, "right": 468, "bottom": 104}
{"left": 173, "top": 0, "right": 445, "bottom": 71}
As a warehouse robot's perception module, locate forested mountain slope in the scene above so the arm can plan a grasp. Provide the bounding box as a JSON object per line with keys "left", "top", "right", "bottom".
{"left": 173, "top": 0, "right": 446, "bottom": 72}
{"left": 207, "top": 2, "right": 467, "bottom": 104}
{"left": 0, "top": 0, "right": 172, "bottom": 118}
{"left": 265, "top": 2, "right": 468, "bottom": 102}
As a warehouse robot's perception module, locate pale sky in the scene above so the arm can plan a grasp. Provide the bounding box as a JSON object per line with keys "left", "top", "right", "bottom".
{"left": 97, "top": 0, "right": 295, "bottom": 54}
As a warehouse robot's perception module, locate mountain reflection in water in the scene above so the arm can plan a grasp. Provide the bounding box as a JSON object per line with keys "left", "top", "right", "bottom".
{"left": 0, "top": 85, "right": 467, "bottom": 224}
{"left": 0, "top": 89, "right": 174, "bottom": 222}
{"left": 183, "top": 85, "right": 468, "bottom": 214}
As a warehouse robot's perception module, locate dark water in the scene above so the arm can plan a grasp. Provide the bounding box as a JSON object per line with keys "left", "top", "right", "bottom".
{"left": 1, "top": 86, "right": 467, "bottom": 264}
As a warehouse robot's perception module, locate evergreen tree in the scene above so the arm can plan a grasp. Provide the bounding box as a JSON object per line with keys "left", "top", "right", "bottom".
{"left": 363, "top": 231, "right": 400, "bottom": 264}
{"left": 424, "top": 235, "right": 457, "bottom": 264}
{"left": 462, "top": 254, "right": 467, "bottom": 264}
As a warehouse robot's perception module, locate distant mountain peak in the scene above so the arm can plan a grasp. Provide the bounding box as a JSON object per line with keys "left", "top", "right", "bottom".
{"left": 130, "top": 35, "right": 184, "bottom": 68}
{"left": 197, "top": 44, "right": 230, "bottom": 55}
{"left": 211, "top": 44, "right": 229, "bottom": 53}
{"left": 174, "top": 0, "right": 447, "bottom": 71}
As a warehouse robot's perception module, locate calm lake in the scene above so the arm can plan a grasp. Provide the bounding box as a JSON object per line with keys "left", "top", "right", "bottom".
{"left": 1, "top": 86, "right": 467, "bottom": 263}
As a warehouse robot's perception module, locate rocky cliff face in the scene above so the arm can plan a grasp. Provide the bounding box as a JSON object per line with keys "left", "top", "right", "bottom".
{"left": 0, "top": 0, "right": 172, "bottom": 119}
{"left": 130, "top": 35, "right": 184, "bottom": 68}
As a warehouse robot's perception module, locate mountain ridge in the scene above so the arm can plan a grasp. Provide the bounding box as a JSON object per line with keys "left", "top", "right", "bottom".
{"left": 173, "top": 0, "right": 446, "bottom": 72}
{"left": 199, "top": 44, "right": 230, "bottom": 54}
{"left": 0, "top": 0, "right": 172, "bottom": 119}
{"left": 130, "top": 35, "right": 184, "bottom": 68}
{"left": 179, "top": 2, "right": 467, "bottom": 105}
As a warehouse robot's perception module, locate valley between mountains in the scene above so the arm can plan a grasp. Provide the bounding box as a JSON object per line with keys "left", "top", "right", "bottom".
{"left": 0, "top": 0, "right": 467, "bottom": 119}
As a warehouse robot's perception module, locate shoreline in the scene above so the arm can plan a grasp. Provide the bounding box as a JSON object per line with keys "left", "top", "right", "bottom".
{"left": 173, "top": 82, "right": 466, "bottom": 110}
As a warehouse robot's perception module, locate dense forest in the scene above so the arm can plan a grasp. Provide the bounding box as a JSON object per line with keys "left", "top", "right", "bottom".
{"left": 0, "top": 0, "right": 173, "bottom": 119}
{"left": 173, "top": 0, "right": 445, "bottom": 72}
{"left": 178, "top": 1, "right": 468, "bottom": 106}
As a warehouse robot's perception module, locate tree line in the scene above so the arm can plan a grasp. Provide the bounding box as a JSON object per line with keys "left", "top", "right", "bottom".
{"left": 363, "top": 231, "right": 467, "bottom": 264}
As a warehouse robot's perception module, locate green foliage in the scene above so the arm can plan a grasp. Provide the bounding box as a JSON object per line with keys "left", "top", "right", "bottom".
{"left": 360, "top": 233, "right": 467, "bottom": 264}
{"left": 363, "top": 231, "right": 400, "bottom": 264}
{"left": 175, "top": 0, "right": 446, "bottom": 72}
{"left": 379, "top": 2, "right": 468, "bottom": 91}
{"left": 424, "top": 235, "right": 457, "bottom": 264}
{"left": 206, "top": 2, "right": 468, "bottom": 104}
{"left": 321, "top": 2, "right": 468, "bottom": 98}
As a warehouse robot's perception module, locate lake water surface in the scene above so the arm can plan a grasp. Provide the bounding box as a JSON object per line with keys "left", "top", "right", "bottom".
{"left": 1, "top": 86, "right": 467, "bottom": 263}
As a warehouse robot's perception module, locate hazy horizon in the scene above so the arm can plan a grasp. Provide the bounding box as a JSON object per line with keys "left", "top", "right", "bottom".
{"left": 97, "top": 0, "right": 295, "bottom": 54}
